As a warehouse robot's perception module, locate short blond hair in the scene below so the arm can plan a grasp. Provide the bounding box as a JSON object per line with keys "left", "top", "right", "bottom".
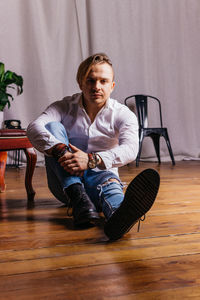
{"left": 76, "top": 53, "right": 114, "bottom": 87}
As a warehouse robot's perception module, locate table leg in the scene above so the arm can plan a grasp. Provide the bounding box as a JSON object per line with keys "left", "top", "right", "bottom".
{"left": 23, "top": 147, "right": 37, "bottom": 201}
{"left": 0, "top": 151, "right": 7, "bottom": 192}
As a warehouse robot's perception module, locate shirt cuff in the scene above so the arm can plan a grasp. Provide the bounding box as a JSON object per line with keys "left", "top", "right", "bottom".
{"left": 97, "top": 151, "right": 114, "bottom": 169}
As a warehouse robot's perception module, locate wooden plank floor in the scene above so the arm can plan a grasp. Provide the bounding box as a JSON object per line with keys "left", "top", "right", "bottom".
{"left": 0, "top": 161, "right": 200, "bottom": 299}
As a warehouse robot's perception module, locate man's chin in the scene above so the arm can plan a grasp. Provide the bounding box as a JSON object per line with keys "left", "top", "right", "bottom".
{"left": 83, "top": 94, "right": 106, "bottom": 105}
{"left": 90, "top": 96, "right": 104, "bottom": 102}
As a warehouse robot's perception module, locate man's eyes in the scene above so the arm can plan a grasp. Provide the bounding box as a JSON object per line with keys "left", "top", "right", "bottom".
{"left": 86, "top": 79, "right": 109, "bottom": 84}
{"left": 87, "top": 78, "right": 95, "bottom": 83}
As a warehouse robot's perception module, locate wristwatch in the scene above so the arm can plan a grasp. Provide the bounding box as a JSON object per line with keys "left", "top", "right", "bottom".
{"left": 88, "top": 153, "right": 97, "bottom": 169}
{"left": 88, "top": 153, "right": 101, "bottom": 169}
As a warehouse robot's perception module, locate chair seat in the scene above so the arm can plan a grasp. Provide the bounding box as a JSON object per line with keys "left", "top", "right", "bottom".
{"left": 0, "top": 129, "right": 37, "bottom": 201}
{"left": 140, "top": 127, "right": 168, "bottom": 134}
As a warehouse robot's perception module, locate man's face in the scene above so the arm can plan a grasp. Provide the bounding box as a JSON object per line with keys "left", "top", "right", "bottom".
{"left": 80, "top": 63, "right": 115, "bottom": 107}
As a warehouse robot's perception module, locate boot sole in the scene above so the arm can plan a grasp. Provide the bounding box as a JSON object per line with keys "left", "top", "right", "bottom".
{"left": 104, "top": 168, "right": 160, "bottom": 241}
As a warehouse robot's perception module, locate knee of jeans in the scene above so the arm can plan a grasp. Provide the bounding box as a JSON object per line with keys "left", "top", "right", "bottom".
{"left": 101, "top": 178, "right": 122, "bottom": 189}
{"left": 45, "top": 121, "right": 65, "bottom": 134}
{"left": 45, "top": 122, "right": 69, "bottom": 144}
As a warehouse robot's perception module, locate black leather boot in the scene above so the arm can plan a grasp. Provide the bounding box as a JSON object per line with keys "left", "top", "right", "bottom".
{"left": 65, "top": 183, "right": 100, "bottom": 226}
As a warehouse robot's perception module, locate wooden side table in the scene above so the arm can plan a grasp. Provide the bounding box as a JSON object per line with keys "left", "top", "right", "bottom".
{"left": 0, "top": 129, "right": 37, "bottom": 201}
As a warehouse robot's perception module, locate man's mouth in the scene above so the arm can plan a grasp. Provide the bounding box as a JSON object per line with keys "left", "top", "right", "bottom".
{"left": 91, "top": 92, "right": 102, "bottom": 97}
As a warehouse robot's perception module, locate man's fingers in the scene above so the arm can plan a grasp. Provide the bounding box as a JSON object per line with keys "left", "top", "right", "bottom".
{"left": 58, "top": 152, "right": 73, "bottom": 163}
{"left": 62, "top": 163, "right": 80, "bottom": 170}
{"left": 60, "top": 160, "right": 77, "bottom": 168}
{"left": 68, "top": 143, "right": 79, "bottom": 152}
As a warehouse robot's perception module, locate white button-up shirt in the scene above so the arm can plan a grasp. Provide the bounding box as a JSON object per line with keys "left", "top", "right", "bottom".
{"left": 27, "top": 93, "right": 139, "bottom": 176}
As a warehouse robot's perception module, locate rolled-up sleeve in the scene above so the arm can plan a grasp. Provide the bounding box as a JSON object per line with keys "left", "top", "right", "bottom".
{"left": 27, "top": 101, "right": 65, "bottom": 153}
{"left": 98, "top": 107, "right": 139, "bottom": 169}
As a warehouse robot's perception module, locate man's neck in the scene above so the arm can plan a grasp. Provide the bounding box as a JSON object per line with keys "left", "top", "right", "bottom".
{"left": 82, "top": 95, "right": 107, "bottom": 123}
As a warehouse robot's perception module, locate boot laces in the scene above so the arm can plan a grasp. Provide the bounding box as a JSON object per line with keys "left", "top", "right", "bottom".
{"left": 137, "top": 215, "right": 146, "bottom": 232}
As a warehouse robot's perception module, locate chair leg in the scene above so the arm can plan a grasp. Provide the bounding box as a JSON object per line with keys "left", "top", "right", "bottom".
{"left": 136, "top": 134, "right": 144, "bottom": 167}
{"left": 23, "top": 147, "right": 37, "bottom": 201}
{"left": 136, "top": 152, "right": 140, "bottom": 167}
{"left": 163, "top": 130, "right": 175, "bottom": 165}
{"left": 151, "top": 134, "right": 161, "bottom": 164}
{"left": 0, "top": 151, "right": 7, "bottom": 192}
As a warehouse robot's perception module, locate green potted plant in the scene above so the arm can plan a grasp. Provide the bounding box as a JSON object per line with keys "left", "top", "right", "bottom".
{"left": 0, "top": 62, "right": 23, "bottom": 112}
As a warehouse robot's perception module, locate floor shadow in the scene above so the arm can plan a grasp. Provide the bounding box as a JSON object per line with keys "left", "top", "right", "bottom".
{"left": 50, "top": 215, "right": 105, "bottom": 231}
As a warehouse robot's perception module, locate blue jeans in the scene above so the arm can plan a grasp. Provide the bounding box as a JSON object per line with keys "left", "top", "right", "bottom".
{"left": 45, "top": 122, "right": 124, "bottom": 219}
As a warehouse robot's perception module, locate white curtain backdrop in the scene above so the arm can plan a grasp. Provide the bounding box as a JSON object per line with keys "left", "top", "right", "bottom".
{"left": 0, "top": 0, "right": 200, "bottom": 163}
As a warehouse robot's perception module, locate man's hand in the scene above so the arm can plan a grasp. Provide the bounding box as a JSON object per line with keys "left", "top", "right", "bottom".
{"left": 58, "top": 143, "right": 88, "bottom": 176}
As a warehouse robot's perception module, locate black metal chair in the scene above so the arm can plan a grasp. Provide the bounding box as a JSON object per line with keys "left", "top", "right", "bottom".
{"left": 124, "top": 94, "right": 175, "bottom": 167}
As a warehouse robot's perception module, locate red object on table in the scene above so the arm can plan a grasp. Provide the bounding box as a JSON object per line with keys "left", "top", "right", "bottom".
{"left": 0, "top": 129, "right": 37, "bottom": 201}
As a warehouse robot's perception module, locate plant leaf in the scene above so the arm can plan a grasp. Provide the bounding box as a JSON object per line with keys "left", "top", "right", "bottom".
{"left": 0, "top": 63, "right": 23, "bottom": 110}
{"left": 6, "top": 92, "right": 14, "bottom": 101}
{"left": 4, "top": 71, "right": 23, "bottom": 94}
{"left": 0, "top": 90, "right": 9, "bottom": 110}
{"left": 0, "top": 62, "right": 5, "bottom": 82}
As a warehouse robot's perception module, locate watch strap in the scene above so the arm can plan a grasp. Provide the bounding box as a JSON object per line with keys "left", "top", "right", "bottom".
{"left": 88, "top": 153, "right": 96, "bottom": 169}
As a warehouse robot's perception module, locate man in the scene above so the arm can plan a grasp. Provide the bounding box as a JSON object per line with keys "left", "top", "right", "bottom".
{"left": 27, "top": 53, "right": 160, "bottom": 241}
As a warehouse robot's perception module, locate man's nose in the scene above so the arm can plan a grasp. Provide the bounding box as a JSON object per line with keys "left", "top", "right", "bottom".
{"left": 94, "top": 81, "right": 101, "bottom": 90}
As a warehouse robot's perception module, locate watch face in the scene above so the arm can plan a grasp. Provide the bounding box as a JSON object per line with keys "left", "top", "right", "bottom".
{"left": 88, "top": 153, "right": 96, "bottom": 169}
{"left": 88, "top": 160, "right": 96, "bottom": 169}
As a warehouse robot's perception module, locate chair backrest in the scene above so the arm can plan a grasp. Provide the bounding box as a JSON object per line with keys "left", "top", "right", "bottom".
{"left": 124, "top": 94, "right": 163, "bottom": 128}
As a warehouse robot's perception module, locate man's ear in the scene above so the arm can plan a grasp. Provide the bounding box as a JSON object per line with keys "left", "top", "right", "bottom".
{"left": 111, "top": 81, "right": 115, "bottom": 92}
